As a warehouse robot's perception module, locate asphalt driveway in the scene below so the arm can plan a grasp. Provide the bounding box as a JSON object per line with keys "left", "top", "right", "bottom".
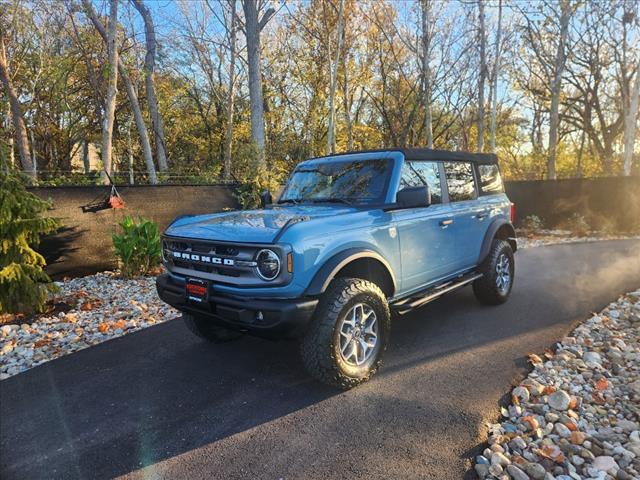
{"left": 1, "top": 239, "right": 640, "bottom": 480}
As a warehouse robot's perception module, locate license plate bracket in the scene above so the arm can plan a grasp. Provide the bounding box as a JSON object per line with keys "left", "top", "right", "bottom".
{"left": 186, "top": 278, "right": 209, "bottom": 303}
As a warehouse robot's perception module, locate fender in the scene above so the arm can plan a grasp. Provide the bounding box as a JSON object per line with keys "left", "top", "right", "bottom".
{"left": 478, "top": 219, "right": 517, "bottom": 264}
{"left": 305, "top": 248, "right": 397, "bottom": 297}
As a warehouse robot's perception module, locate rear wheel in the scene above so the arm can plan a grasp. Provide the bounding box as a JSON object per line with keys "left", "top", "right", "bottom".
{"left": 300, "top": 278, "right": 390, "bottom": 389}
{"left": 473, "top": 239, "right": 515, "bottom": 305}
{"left": 183, "top": 312, "right": 243, "bottom": 343}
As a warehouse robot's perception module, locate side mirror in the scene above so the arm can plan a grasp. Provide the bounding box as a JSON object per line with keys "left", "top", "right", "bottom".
{"left": 396, "top": 186, "right": 431, "bottom": 209}
{"left": 260, "top": 191, "right": 273, "bottom": 208}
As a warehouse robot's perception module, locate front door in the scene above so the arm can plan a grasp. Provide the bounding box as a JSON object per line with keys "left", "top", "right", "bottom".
{"left": 392, "top": 161, "right": 457, "bottom": 293}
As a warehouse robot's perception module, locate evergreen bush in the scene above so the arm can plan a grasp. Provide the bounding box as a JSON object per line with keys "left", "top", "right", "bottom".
{"left": 112, "top": 216, "right": 161, "bottom": 278}
{"left": 0, "top": 172, "right": 61, "bottom": 314}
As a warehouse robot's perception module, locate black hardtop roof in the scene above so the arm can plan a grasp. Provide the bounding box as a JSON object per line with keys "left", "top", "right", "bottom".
{"left": 311, "top": 148, "right": 498, "bottom": 164}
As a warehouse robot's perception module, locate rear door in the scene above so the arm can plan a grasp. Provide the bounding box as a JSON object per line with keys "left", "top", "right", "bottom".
{"left": 443, "top": 161, "right": 486, "bottom": 270}
{"left": 392, "top": 160, "right": 457, "bottom": 292}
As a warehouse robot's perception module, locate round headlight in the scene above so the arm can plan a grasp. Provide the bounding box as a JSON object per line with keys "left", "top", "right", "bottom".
{"left": 255, "top": 249, "right": 280, "bottom": 281}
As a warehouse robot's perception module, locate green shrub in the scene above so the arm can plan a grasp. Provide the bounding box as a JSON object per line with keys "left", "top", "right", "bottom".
{"left": 112, "top": 216, "right": 161, "bottom": 278}
{"left": 521, "top": 215, "right": 544, "bottom": 233}
{"left": 0, "top": 172, "right": 61, "bottom": 314}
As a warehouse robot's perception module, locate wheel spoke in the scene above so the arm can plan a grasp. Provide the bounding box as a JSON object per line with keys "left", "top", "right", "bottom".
{"left": 337, "top": 302, "right": 379, "bottom": 367}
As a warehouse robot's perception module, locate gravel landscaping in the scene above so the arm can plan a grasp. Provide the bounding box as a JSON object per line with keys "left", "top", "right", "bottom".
{"left": 0, "top": 272, "right": 177, "bottom": 380}
{"left": 517, "top": 231, "right": 640, "bottom": 250}
{"left": 475, "top": 288, "right": 640, "bottom": 480}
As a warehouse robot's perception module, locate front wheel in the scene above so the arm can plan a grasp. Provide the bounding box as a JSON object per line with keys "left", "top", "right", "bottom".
{"left": 473, "top": 239, "right": 515, "bottom": 305}
{"left": 300, "top": 278, "right": 391, "bottom": 389}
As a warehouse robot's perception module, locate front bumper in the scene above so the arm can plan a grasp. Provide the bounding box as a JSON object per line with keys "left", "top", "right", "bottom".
{"left": 156, "top": 273, "right": 318, "bottom": 339}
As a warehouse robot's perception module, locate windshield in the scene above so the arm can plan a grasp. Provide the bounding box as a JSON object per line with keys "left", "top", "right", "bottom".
{"left": 279, "top": 158, "right": 391, "bottom": 205}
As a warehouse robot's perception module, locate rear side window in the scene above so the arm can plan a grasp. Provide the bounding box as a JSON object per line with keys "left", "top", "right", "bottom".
{"left": 399, "top": 161, "right": 442, "bottom": 204}
{"left": 477, "top": 164, "right": 504, "bottom": 195}
{"left": 443, "top": 162, "right": 476, "bottom": 202}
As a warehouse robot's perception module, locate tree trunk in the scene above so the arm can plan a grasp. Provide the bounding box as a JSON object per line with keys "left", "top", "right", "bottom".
{"left": 341, "top": 29, "right": 353, "bottom": 151}
{"left": 326, "top": 0, "right": 344, "bottom": 155}
{"left": 0, "top": 36, "right": 34, "bottom": 178}
{"left": 101, "top": 0, "right": 119, "bottom": 184}
{"left": 547, "top": 0, "right": 571, "bottom": 180}
{"left": 242, "top": 0, "right": 267, "bottom": 167}
{"left": 623, "top": 61, "right": 640, "bottom": 176}
{"left": 488, "top": 0, "right": 502, "bottom": 153}
{"left": 224, "top": 0, "right": 237, "bottom": 181}
{"left": 83, "top": 0, "right": 158, "bottom": 185}
{"left": 82, "top": 139, "right": 90, "bottom": 173}
{"left": 131, "top": 0, "right": 168, "bottom": 172}
{"left": 421, "top": 0, "right": 433, "bottom": 149}
{"left": 477, "top": 0, "right": 487, "bottom": 153}
{"left": 30, "top": 129, "right": 37, "bottom": 174}
{"left": 127, "top": 117, "right": 135, "bottom": 184}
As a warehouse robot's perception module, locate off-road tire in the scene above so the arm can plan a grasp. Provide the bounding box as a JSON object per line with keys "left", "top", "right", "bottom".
{"left": 473, "top": 239, "right": 515, "bottom": 305}
{"left": 183, "top": 312, "right": 243, "bottom": 343}
{"left": 300, "top": 277, "right": 391, "bottom": 389}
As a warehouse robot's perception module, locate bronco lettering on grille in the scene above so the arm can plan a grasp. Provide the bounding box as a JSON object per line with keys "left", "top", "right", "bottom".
{"left": 172, "top": 250, "right": 235, "bottom": 266}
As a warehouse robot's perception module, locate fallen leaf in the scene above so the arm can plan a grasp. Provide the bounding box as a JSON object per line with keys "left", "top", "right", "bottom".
{"left": 98, "top": 323, "right": 110, "bottom": 333}
{"left": 595, "top": 378, "right": 609, "bottom": 391}
{"left": 528, "top": 353, "right": 543, "bottom": 364}
{"left": 523, "top": 415, "right": 539, "bottom": 430}
{"left": 34, "top": 339, "right": 50, "bottom": 348}
{"left": 568, "top": 396, "right": 578, "bottom": 409}
{"left": 113, "top": 320, "right": 127, "bottom": 330}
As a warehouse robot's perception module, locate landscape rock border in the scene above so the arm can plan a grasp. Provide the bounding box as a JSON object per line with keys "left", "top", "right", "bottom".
{"left": 0, "top": 272, "right": 178, "bottom": 380}
{"left": 474, "top": 288, "right": 640, "bottom": 480}
{"left": 517, "top": 231, "right": 640, "bottom": 250}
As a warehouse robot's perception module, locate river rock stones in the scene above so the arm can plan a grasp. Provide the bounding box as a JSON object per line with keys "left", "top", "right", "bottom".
{"left": 473, "top": 289, "right": 640, "bottom": 479}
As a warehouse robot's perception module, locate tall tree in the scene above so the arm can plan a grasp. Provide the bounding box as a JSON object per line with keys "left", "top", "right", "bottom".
{"left": 101, "top": 0, "right": 119, "bottom": 183}
{"left": 131, "top": 0, "right": 168, "bottom": 172}
{"left": 477, "top": 0, "right": 487, "bottom": 152}
{"left": 326, "top": 0, "right": 344, "bottom": 155}
{"left": 488, "top": 0, "right": 503, "bottom": 153}
{"left": 82, "top": 0, "right": 158, "bottom": 184}
{"left": 620, "top": 2, "right": 639, "bottom": 176}
{"left": 623, "top": 59, "right": 640, "bottom": 176}
{"left": 421, "top": 0, "right": 434, "bottom": 148}
{"left": 547, "top": 0, "right": 571, "bottom": 180}
{"left": 0, "top": 35, "right": 34, "bottom": 178}
{"left": 241, "top": 0, "right": 274, "bottom": 167}
{"left": 223, "top": 0, "right": 238, "bottom": 181}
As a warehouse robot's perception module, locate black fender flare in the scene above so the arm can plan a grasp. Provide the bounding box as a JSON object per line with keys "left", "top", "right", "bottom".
{"left": 305, "top": 248, "right": 397, "bottom": 297}
{"left": 478, "top": 219, "right": 517, "bottom": 264}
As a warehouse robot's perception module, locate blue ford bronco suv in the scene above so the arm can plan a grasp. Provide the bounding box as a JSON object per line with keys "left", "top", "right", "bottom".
{"left": 156, "top": 148, "right": 516, "bottom": 388}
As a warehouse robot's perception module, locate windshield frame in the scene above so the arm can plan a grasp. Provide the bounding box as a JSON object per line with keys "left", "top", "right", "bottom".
{"left": 278, "top": 157, "right": 394, "bottom": 206}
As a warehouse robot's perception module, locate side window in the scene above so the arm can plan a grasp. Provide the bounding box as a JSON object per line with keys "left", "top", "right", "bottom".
{"left": 399, "top": 161, "right": 442, "bottom": 204}
{"left": 477, "top": 164, "right": 504, "bottom": 195}
{"left": 443, "top": 162, "right": 476, "bottom": 202}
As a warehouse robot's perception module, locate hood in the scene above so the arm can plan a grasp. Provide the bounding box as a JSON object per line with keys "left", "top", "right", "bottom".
{"left": 164, "top": 205, "right": 357, "bottom": 243}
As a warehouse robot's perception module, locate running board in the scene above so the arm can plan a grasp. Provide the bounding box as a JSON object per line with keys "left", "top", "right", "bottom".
{"left": 391, "top": 272, "right": 483, "bottom": 314}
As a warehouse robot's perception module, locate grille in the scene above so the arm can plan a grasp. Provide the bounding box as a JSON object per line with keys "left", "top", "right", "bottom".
{"left": 163, "top": 238, "right": 258, "bottom": 281}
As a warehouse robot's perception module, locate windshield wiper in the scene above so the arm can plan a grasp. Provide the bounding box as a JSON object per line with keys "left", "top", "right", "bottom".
{"left": 308, "top": 198, "right": 355, "bottom": 207}
{"left": 278, "top": 198, "right": 301, "bottom": 205}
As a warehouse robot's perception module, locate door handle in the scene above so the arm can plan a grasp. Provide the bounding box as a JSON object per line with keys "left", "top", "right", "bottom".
{"left": 476, "top": 212, "right": 489, "bottom": 220}
{"left": 439, "top": 219, "right": 454, "bottom": 227}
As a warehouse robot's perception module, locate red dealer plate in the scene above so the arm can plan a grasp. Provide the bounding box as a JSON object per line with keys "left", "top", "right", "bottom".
{"left": 186, "top": 278, "right": 208, "bottom": 302}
